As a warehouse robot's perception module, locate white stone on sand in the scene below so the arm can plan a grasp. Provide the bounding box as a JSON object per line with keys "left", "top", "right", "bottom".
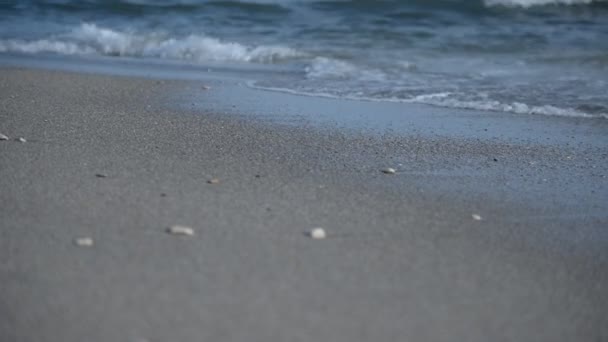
{"left": 0, "top": 133, "right": 8, "bottom": 141}
{"left": 309, "top": 228, "right": 327, "bottom": 239}
{"left": 17, "top": 137, "right": 26, "bottom": 143}
{"left": 472, "top": 214, "right": 482, "bottom": 221}
{"left": 167, "top": 225, "right": 195, "bottom": 236}
{"left": 381, "top": 167, "right": 396, "bottom": 174}
{"left": 74, "top": 237, "right": 94, "bottom": 247}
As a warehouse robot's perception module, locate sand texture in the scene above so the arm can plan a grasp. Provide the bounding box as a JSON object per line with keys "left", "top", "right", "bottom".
{"left": 1, "top": 67, "right": 607, "bottom": 342}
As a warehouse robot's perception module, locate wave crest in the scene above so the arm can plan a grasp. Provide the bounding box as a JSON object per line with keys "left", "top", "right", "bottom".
{"left": 0, "top": 23, "right": 303, "bottom": 63}
{"left": 483, "top": 0, "right": 600, "bottom": 8}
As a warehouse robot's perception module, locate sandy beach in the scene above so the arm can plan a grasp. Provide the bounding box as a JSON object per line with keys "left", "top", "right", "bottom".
{"left": 1, "top": 66, "right": 607, "bottom": 342}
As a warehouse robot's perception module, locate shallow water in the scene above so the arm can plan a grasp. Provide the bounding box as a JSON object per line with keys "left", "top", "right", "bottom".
{"left": 1, "top": 0, "right": 607, "bottom": 118}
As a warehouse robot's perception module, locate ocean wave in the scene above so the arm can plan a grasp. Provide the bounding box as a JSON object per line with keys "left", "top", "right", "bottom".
{"left": 12, "top": 0, "right": 605, "bottom": 14}
{"left": 0, "top": 23, "right": 303, "bottom": 63}
{"left": 483, "top": 0, "right": 602, "bottom": 7}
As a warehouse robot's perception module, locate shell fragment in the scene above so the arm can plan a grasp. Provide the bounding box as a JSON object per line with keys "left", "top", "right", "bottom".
{"left": 167, "top": 225, "right": 195, "bottom": 236}
{"left": 74, "top": 237, "right": 94, "bottom": 247}
{"left": 309, "top": 228, "right": 327, "bottom": 239}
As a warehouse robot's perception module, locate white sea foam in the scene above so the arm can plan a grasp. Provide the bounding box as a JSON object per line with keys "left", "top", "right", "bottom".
{"left": 0, "top": 23, "right": 303, "bottom": 63}
{"left": 407, "top": 94, "right": 606, "bottom": 118}
{"left": 484, "top": 0, "right": 599, "bottom": 7}
{"left": 251, "top": 83, "right": 606, "bottom": 119}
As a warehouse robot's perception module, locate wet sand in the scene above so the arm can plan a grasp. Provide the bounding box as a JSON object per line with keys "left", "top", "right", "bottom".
{"left": 1, "top": 67, "right": 607, "bottom": 342}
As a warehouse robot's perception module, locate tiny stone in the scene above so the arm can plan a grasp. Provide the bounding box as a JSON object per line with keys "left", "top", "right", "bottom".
{"left": 74, "top": 237, "right": 94, "bottom": 247}
{"left": 0, "top": 133, "right": 8, "bottom": 141}
{"left": 16, "top": 137, "right": 26, "bottom": 143}
{"left": 160, "top": 193, "right": 167, "bottom": 197}
{"left": 309, "top": 228, "right": 326, "bottom": 239}
{"left": 381, "top": 168, "right": 396, "bottom": 174}
{"left": 208, "top": 178, "right": 220, "bottom": 184}
{"left": 167, "top": 225, "right": 195, "bottom": 236}
{"left": 201, "top": 85, "right": 211, "bottom": 90}
{"left": 95, "top": 173, "right": 107, "bottom": 178}
{"left": 472, "top": 214, "right": 482, "bottom": 221}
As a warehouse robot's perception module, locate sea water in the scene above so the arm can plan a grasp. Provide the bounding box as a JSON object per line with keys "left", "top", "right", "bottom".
{"left": 1, "top": 0, "right": 607, "bottom": 118}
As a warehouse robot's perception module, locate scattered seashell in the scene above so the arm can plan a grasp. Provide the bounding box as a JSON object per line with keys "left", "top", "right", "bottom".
{"left": 0, "top": 133, "right": 8, "bottom": 141}
{"left": 201, "top": 85, "right": 211, "bottom": 90}
{"left": 74, "top": 237, "right": 94, "bottom": 247}
{"left": 167, "top": 225, "right": 195, "bottom": 236}
{"left": 381, "top": 167, "right": 396, "bottom": 174}
{"left": 16, "top": 137, "right": 26, "bottom": 143}
{"left": 472, "top": 214, "right": 482, "bottom": 221}
{"left": 207, "top": 178, "right": 220, "bottom": 184}
{"left": 308, "top": 228, "right": 326, "bottom": 239}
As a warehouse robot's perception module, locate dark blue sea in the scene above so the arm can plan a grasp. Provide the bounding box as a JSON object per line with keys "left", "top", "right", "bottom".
{"left": 1, "top": 0, "right": 607, "bottom": 118}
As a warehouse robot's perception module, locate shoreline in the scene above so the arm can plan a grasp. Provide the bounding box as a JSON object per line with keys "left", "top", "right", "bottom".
{"left": 1, "top": 66, "right": 607, "bottom": 342}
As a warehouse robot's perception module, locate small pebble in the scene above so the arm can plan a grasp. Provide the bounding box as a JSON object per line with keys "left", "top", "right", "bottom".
{"left": 472, "top": 214, "right": 482, "bottom": 221}
{"left": 74, "top": 237, "right": 94, "bottom": 247}
{"left": 95, "top": 173, "right": 107, "bottom": 178}
{"left": 208, "top": 178, "right": 220, "bottom": 184}
{"left": 201, "top": 85, "right": 211, "bottom": 90}
{"left": 381, "top": 167, "right": 396, "bottom": 174}
{"left": 16, "top": 137, "right": 26, "bottom": 143}
{"left": 308, "top": 228, "right": 327, "bottom": 239}
{"left": 167, "top": 225, "right": 195, "bottom": 236}
{"left": 0, "top": 133, "right": 8, "bottom": 141}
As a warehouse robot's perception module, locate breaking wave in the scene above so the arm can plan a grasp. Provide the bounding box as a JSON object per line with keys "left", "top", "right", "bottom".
{"left": 0, "top": 23, "right": 303, "bottom": 63}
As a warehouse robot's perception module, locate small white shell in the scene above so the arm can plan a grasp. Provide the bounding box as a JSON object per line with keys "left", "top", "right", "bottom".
{"left": 0, "top": 133, "right": 8, "bottom": 141}
{"left": 472, "top": 214, "right": 482, "bottom": 221}
{"left": 381, "top": 168, "right": 396, "bottom": 174}
{"left": 309, "top": 228, "right": 326, "bottom": 239}
{"left": 167, "top": 225, "right": 195, "bottom": 236}
{"left": 74, "top": 237, "right": 94, "bottom": 247}
{"left": 207, "top": 178, "right": 220, "bottom": 184}
{"left": 17, "top": 137, "right": 26, "bottom": 143}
